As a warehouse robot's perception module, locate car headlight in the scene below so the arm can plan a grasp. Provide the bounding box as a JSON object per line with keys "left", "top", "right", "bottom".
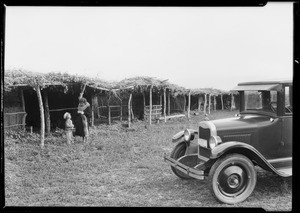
{"left": 184, "top": 129, "right": 191, "bottom": 141}
{"left": 208, "top": 136, "right": 222, "bottom": 149}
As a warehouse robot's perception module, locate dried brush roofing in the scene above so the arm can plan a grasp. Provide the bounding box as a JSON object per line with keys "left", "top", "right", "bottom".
{"left": 4, "top": 69, "right": 231, "bottom": 95}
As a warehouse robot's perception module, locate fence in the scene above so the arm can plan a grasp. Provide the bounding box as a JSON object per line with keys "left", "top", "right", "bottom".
{"left": 144, "top": 105, "right": 162, "bottom": 121}
{"left": 4, "top": 112, "right": 27, "bottom": 130}
{"left": 98, "top": 105, "right": 128, "bottom": 124}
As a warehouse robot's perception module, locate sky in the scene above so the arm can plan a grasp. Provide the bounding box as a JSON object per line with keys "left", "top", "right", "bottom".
{"left": 5, "top": 3, "right": 293, "bottom": 91}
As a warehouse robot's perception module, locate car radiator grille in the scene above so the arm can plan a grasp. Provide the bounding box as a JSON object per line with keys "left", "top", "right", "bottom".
{"left": 199, "top": 126, "right": 210, "bottom": 141}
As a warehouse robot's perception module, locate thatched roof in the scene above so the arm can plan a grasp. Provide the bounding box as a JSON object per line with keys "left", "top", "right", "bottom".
{"left": 4, "top": 69, "right": 113, "bottom": 92}
{"left": 190, "top": 88, "right": 230, "bottom": 95}
{"left": 117, "top": 76, "right": 168, "bottom": 91}
{"left": 4, "top": 69, "right": 235, "bottom": 95}
{"left": 165, "top": 83, "right": 188, "bottom": 96}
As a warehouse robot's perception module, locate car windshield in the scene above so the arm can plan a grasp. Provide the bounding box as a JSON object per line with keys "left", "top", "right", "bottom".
{"left": 244, "top": 90, "right": 277, "bottom": 114}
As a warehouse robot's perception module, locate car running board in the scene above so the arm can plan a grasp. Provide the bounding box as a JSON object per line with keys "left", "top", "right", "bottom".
{"left": 276, "top": 167, "right": 292, "bottom": 176}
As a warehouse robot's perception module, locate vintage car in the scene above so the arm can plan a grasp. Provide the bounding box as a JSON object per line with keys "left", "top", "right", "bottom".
{"left": 164, "top": 80, "right": 292, "bottom": 204}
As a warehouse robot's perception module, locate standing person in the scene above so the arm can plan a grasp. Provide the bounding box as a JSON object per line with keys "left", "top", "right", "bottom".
{"left": 74, "top": 97, "right": 92, "bottom": 143}
{"left": 63, "top": 112, "right": 74, "bottom": 144}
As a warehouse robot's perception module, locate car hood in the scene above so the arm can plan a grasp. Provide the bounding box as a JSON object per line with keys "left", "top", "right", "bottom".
{"left": 211, "top": 114, "right": 273, "bottom": 134}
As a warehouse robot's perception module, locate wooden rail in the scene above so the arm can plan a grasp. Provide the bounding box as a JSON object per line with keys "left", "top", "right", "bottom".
{"left": 4, "top": 112, "right": 27, "bottom": 129}
{"left": 144, "top": 105, "right": 162, "bottom": 120}
{"left": 49, "top": 107, "right": 78, "bottom": 112}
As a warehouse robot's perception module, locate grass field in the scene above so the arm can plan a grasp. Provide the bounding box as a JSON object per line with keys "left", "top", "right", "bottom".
{"left": 4, "top": 110, "right": 292, "bottom": 210}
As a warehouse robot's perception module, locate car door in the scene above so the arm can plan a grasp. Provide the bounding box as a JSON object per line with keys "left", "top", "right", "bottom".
{"left": 279, "top": 85, "right": 292, "bottom": 158}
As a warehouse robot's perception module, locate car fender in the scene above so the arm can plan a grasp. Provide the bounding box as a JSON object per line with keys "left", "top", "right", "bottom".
{"left": 171, "top": 129, "right": 198, "bottom": 155}
{"left": 210, "top": 141, "right": 290, "bottom": 177}
{"left": 172, "top": 129, "right": 198, "bottom": 143}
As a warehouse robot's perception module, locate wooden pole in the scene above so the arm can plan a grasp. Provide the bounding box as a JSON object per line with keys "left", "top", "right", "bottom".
{"left": 183, "top": 95, "right": 186, "bottom": 112}
{"left": 130, "top": 95, "right": 134, "bottom": 120}
{"left": 168, "top": 90, "right": 170, "bottom": 116}
{"left": 42, "top": 90, "right": 51, "bottom": 135}
{"left": 204, "top": 94, "right": 207, "bottom": 114}
{"left": 79, "top": 83, "right": 87, "bottom": 99}
{"left": 21, "top": 89, "right": 27, "bottom": 131}
{"left": 231, "top": 93, "right": 235, "bottom": 111}
{"left": 164, "top": 88, "right": 167, "bottom": 123}
{"left": 91, "top": 94, "right": 97, "bottom": 126}
{"left": 214, "top": 95, "right": 217, "bottom": 111}
{"left": 198, "top": 95, "right": 202, "bottom": 113}
{"left": 149, "top": 85, "right": 153, "bottom": 125}
{"left": 128, "top": 93, "right": 132, "bottom": 128}
{"left": 36, "top": 85, "right": 45, "bottom": 148}
{"left": 108, "top": 96, "right": 111, "bottom": 125}
{"left": 187, "top": 90, "right": 191, "bottom": 119}
{"left": 159, "top": 93, "right": 162, "bottom": 106}
{"left": 142, "top": 91, "right": 146, "bottom": 119}
{"left": 120, "top": 99, "right": 123, "bottom": 121}
{"left": 221, "top": 94, "right": 224, "bottom": 110}
{"left": 208, "top": 93, "right": 211, "bottom": 114}
{"left": 143, "top": 91, "right": 146, "bottom": 108}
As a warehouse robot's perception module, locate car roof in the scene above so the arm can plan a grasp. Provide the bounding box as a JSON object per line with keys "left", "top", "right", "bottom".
{"left": 231, "top": 79, "right": 292, "bottom": 91}
{"left": 237, "top": 80, "right": 292, "bottom": 86}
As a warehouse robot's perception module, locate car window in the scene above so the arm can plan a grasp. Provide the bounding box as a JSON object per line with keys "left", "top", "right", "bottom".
{"left": 285, "top": 86, "right": 293, "bottom": 114}
{"left": 244, "top": 90, "right": 277, "bottom": 114}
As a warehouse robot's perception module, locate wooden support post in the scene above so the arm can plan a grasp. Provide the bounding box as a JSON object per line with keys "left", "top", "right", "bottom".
{"left": 204, "top": 94, "right": 207, "bottom": 114}
{"left": 168, "top": 90, "right": 170, "bottom": 116}
{"left": 214, "top": 95, "right": 217, "bottom": 111}
{"left": 120, "top": 100, "right": 123, "bottom": 121}
{"left": 21, "top": 89, "right": 27, "bottom": 131}
{"left": 143, "top": 91, "right": 146, "bottom": 108}
{"left": 208, "top": 93, "right": 211, "bottom": 114}
{"left": 221, "top": 94, "right": 224, "bottom": 110}
{"left": 91, "top": 94, "right": 97, "bottom": 126}
{"left": 187, "top": 91, "right": 191, "bottom": 119}
{"left": 198, "top": 95, "right": 202, "bottom": 113}
{"left": 131, "top": 95, "right": 134, "bottom": 120}
{"left": 97, "top": 106, "right": 100, "bottom": 118}
{"left": 36, "top": 85, "right": 45, "bottom": 148}
{"left": 164, "top": 88, "right": 167, "bottom": 123}
{"left": 79, "top": 83, "right": 87, "bottom": 99}
{"left": 128, "top": 93, "right": 132, "bottom": 128}
{"left": 149, "top": 85, "right": 153, "bottom": 125}
{"left": 159, "top": 93, "right": 162, "bottom": 106}
{"left": 107, "top": 97, "right": 111, "bottom": 125}
{"left": 231, "top": 93, "right": 235, "bottom": 111}
{"left": 142, "top": 91, "right": 146, "bottom": 119}
{"left": 43, "top": 90, "right": 51, "bottom": 135}
{"left": 183, "top": 95, "right": 186, "bottom": 112}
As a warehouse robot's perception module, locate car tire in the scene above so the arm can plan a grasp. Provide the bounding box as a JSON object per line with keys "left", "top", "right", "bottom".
{"left": 208, "top": 153, "right": 257, "bottom": 204}
{"left": 170, "top": 142, "right": 192, "bottom": 179}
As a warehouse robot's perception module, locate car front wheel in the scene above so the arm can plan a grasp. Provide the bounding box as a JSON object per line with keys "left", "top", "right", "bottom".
{"left": 208, "top": 153, "right": 257, "bottom": 204}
